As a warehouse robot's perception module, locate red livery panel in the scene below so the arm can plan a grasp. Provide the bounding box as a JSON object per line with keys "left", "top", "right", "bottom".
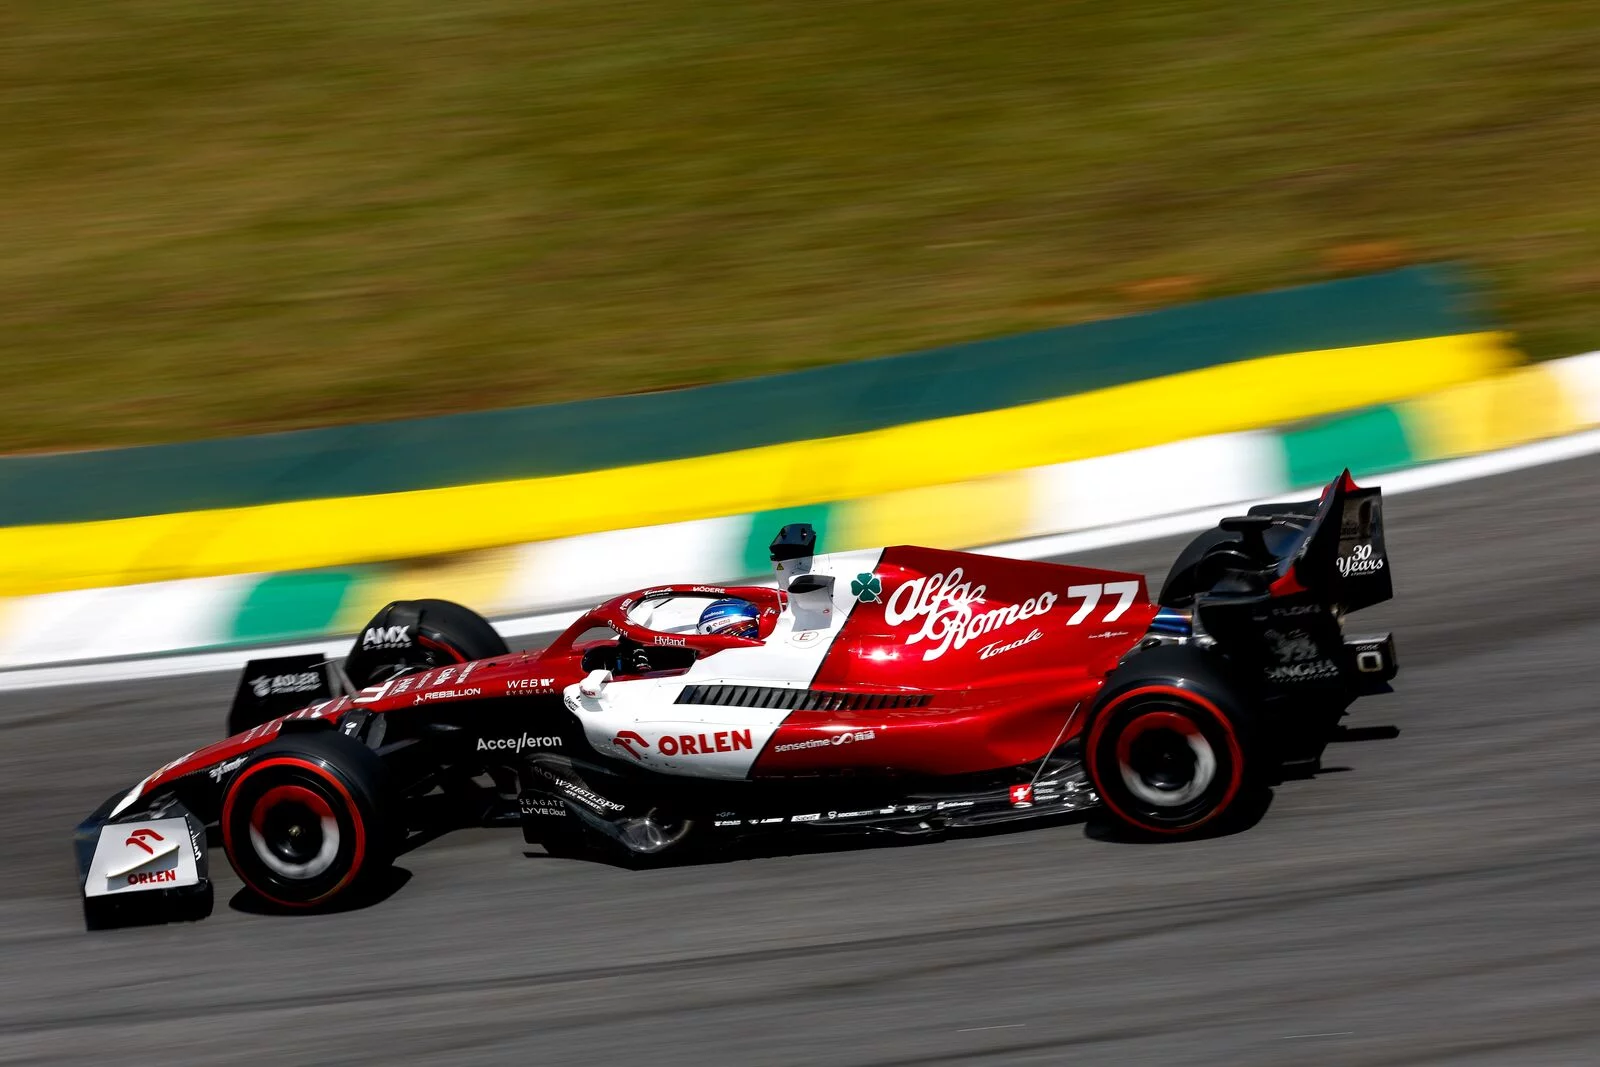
{"left": 758, "top": 547, "right": 1155, "bottom": 776}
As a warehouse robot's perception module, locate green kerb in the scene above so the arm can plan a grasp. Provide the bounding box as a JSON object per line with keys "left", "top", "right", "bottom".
{"left": 1281, "top": 407, "right": 1419, "bottom": 488}
{"left": 229, "top": 570, "right": 362, "bottom": 644}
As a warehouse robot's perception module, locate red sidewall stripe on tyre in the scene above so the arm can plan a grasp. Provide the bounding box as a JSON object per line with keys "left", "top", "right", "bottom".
{"left": 222, "top": 756, "right": 368, "bottom": 908}
{"left": 1087, "top": 684, "right": 1244, "bottom": 835}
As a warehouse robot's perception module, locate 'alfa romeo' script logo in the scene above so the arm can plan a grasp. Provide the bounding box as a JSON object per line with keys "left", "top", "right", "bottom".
{"left": 884, "top": 568, "right": 1056, "bottom": 662}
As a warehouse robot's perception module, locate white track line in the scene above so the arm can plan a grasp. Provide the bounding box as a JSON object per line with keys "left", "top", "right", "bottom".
{"left": 4, "top": 425, "right": 1599, "bottom": 695}
{"left": 982, "top": 425, "right": 1600, "bottom": 560}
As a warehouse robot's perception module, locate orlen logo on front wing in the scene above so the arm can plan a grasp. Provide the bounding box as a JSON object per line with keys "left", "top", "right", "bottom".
{"left": 124, "top": 827, "right": 165, "bottom": 856}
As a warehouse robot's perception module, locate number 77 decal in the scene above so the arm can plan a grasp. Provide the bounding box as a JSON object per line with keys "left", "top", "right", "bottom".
{"left": 1065, "top": 581, "right": 1141, "bottom": 625}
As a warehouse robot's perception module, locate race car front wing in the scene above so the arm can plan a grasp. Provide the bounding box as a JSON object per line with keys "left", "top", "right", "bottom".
{"left": 74, "top": 792, "right": 214, "bottom": 929}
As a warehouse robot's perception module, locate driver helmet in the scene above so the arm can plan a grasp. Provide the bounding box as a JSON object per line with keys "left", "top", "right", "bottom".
{"left": 697, "top": 597, "right": 760, "bottom": 639}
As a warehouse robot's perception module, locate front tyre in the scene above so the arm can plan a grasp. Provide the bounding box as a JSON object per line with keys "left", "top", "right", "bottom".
{"left": 221, "top": 731, "right": 396, "bottom": 909}
{"left": 1084, "top": 649, "right": 1252, "bottom": 836}
{"left": 345, "top": 598, "right": 510, "bottom": 690}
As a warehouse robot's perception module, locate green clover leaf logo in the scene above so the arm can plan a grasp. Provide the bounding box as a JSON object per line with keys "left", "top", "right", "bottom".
{"left": 851, "top": 572, "right": 882, "bottom": 603}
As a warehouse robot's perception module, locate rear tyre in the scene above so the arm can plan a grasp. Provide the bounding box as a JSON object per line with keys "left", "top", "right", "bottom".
{"left": 221, "top": 730, "right": 397, "bottom": 910}
{"left": 1084, "top": 647, "right": 1255, "bottom": 836}
{"left": 344, "top": 598, "right": 509, "bottom": 689}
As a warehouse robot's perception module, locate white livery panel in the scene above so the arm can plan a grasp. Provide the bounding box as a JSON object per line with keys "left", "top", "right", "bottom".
{"left": 565, "top": 549, "right": 883, "bottom": 780}
{"left": 83, "top": 817, "right": 201, "bottom": 898}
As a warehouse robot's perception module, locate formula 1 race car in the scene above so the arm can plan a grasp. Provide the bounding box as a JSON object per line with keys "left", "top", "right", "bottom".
{"left": 75, "top": 473, "right": 1397, "bottom": 929}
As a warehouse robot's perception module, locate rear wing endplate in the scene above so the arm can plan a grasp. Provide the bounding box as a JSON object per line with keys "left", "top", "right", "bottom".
{"left": 1266, "top": 470, "right": 1392, "bottom": 613}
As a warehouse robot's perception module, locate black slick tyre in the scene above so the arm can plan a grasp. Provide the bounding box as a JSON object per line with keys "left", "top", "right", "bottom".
{"left": 345, "top": 598, "right": 509, "bottom": 689}
{"left": 1084, "top": 646, "right": 1254, "bottom": 837}
{"left": 221, "top": 730, "right": 396, "bottom": 910}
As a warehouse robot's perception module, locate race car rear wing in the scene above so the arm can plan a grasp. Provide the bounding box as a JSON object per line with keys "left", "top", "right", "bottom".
{"left": 1252, "top": 470, "right": 1391, "bottom": 613}
{"left": 1193, "top": 471, "right": 1396, "bottom": 693}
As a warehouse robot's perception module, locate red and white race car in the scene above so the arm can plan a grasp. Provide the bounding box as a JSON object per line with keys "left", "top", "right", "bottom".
{"left": 75, "top": 473, "right": 1397, "bottom": 928}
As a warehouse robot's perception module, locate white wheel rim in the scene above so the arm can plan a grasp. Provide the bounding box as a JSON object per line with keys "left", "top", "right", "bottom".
{"left": 250, "top": 815, "right": 340, "bottom": 880}
{"left": 1121, "top": 732, "right": 1217, "bottom": 808}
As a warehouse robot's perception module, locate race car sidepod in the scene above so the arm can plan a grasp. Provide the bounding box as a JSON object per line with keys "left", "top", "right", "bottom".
{"left": 75, "top": 792, "right": 214, "bottom": 930}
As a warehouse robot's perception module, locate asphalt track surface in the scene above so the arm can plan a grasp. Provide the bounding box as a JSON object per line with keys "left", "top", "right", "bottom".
{"left": 4, "top": 455, "right": 1600, "bottom": 1066}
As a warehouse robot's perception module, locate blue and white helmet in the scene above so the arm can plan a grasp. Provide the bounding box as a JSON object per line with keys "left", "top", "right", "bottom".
{"left": 696, "top": 598, "right": 759, "bottom": 639}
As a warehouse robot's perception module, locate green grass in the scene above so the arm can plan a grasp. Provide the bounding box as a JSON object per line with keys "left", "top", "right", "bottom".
{"left": 3, "top": 1, "right": 1598, "bottom": 452}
